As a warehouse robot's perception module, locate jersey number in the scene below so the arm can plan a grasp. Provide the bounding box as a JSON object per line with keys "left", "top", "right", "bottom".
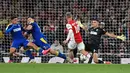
{"left": 73, "top": 23, "right": 80, "bottom": 33}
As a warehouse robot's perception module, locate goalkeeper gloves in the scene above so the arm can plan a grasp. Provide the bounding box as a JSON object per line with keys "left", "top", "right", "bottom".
{"left": 117, "top": 34, "right": 126, "bottom": 41}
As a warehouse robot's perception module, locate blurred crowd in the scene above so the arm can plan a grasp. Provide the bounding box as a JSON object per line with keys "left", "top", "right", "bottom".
{"left": 0, "top": 0, "right": 130, "bottom": 57}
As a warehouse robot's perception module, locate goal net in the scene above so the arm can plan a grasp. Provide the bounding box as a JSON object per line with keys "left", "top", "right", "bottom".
{"left": 0, "top": 0, "right": 129, "bottom": 64}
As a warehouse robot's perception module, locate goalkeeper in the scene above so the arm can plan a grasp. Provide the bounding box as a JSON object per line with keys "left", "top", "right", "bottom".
{"left": 75, "top": 17, "right": 126, "bottom": 64}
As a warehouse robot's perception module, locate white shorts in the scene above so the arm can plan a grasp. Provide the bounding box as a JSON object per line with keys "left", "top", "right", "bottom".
{"left": 68, "top": 41, "right": 85, "bottom": 50}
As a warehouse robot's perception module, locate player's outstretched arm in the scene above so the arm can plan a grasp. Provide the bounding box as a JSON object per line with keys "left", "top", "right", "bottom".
{"left": 63, "top": 29, "right": 73, "bottom": 44}
{"left": 105, "top": 32, "right": 126, "bottom": 41}
{"left": 5, "top": 24, "right": 15, "bottom": 34}
{"left": 76, "top": 21, "right": 87, "bottom": 30}
{"left": 75, "top": 15, "right": 87, "bottom": 30}
{"left": 63, "top": 24, "right": 73, "bottom": 44}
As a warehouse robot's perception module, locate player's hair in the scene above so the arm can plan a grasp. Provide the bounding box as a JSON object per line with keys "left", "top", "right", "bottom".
{"left": 91, "top": 18, "right": 100, "bottom": 23}
{"left": 28, "top": 16, "right": 35, "bottom": 19}
{"left": 66, "top": 12, "right": 72, "bottom": 18}
{"left": 91, "top": 18, "right": 101, "bottom": 25}
{"left": 11, "top": 16, "right": 17, "bottom": 20}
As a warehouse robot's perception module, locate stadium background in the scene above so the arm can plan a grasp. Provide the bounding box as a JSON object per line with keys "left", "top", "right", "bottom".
{"left": 0, "top": 0, "right": 130, "bottom": 64}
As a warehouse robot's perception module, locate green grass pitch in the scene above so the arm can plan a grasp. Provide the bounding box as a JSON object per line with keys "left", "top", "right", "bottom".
{"left": 0, "top": 63, "right": 130, "bottom": 73}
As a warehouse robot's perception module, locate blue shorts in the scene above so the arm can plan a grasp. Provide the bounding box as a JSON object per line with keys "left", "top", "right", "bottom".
{"left": 33, "top": 38, "right": 50, "bottom": 50}
{"left": 11, "top": 39, "right": 29, "bottom": 49}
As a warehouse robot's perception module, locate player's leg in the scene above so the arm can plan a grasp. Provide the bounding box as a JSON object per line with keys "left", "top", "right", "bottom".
{"left": 93, "top": 53, "right": 111, "bottom": 64}
{"left": 8, "top": 47, "right": 16, "bottom": 63}
{"left": 85, "top": 43, "right": 102, "bottom": 63}
{"left": 68, "top": 49, "right": 74, "bottom": 60}
{"left": 93, "top": 53, "right": 101, "bottom": 63}
{"left": 49, "top": 49, "right": 66, "bottom": 59}
{"left": 92, "top": 45, "right": 105, "bottom": 64}
{"left": 72, "top": 48, "right": 78, "bottom": 63}
{"left": 93, "top": 52, "right": 109, "bottom": 64}
{"left": 25, "top": 50, "right": 35, "bottom": 63}
{"left": 66, "top": 41, "right": 77, "bottom": 63}
{"left": 91, "top": 52, "right": 106, "bottom": 64}
{"left": 27, "top": 42, "right": 40, "bottom": 51}
{"left": 73, "top": 48, "right": 78, "bottom": 58}
{"left": 24, "top": 41, "right": 43, "bottom": 55}
{"left": 78, "top": 42, "right": 91, "bottom": 58}
{"left": 20, "top": 47, "right": 35, "bottom": 63}
{"left": 8, "top": 41, "right": 19, "bottom": 63}
{"left": 41, "top": 43, "right": 67, "bottom": 59}
{"left": 37, "top": 38, "right": 67, "bottom": 59}
{"left": 23, "top": 40, "right": 43, "bottom": 60}
{"left": 87, "top": 44, "right": 108, "bottom": 64}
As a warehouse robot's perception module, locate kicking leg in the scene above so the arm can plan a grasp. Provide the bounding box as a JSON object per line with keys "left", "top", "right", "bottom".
{"left": 78, "top": 42, "right": 91, "bottom": 58}
{"left": 49, "top": 49, "right": 66, "bottom": 59}
{"left": 27, "top": 42, "right": 43, "bottom": 55}
{"left": 80, "top": 49, "right": 91, "bottom": 58}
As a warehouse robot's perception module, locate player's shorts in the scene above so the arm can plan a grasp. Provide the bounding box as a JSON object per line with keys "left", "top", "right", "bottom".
{"left": 11, "top": 39, "right": 29, "bottom": 49}
{"left": 85, "top": 43, "right": 99, "bottom": 53}
{"left": 33, "top": 38, "right": 50, "bottom": 50}
{"left": 68, "top": 41, "right": 85, "bottom": 51}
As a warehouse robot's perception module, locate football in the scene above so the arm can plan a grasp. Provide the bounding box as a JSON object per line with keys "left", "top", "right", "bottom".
{"left": 80, "top": 54, "right": 87, "bottom": 61}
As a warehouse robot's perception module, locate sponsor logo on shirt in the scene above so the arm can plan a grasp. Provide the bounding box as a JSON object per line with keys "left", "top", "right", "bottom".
{"left": 90, "top": 31, "right": 97, "bottom": 35}
{"left": 13, "top": 28, "right": 21, "bottom": 32}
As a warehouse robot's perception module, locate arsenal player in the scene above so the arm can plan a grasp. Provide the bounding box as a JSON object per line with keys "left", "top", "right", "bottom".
{"left": 63, "top": 12, "right": 90, "bottom": 63}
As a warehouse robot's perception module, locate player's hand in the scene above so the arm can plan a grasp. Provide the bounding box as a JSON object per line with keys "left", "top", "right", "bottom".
{"left": 63, "top": 40, "right": 68, "bottom": 44}
{"left": 117, "top": 34, "right": 126, "bottom": 41}
{"left": 27, "top": 19, "right": 34, "bottom": 24}
{"left": 82, "top": 26, "right": 88, "bottom": 30}
{"left": 26, "top": 25, "right": 32, "bottom": 30}
{"left": 23, "top": 32, "right": 27, "bottom": 35}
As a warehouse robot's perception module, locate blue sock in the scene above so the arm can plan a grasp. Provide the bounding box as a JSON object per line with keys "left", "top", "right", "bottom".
{"left": 25, "top": 50, "right": 34, "bottom": 59}
{"left": 57, "top": 52, "right": 66, "bottom": 59}
{"left": 38, "top": 48, "right": 43, "bottom": 56}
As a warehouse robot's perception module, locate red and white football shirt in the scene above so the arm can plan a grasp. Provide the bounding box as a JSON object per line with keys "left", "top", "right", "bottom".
{"left": 66, "top": 20, "right": 83, "bottom": 43}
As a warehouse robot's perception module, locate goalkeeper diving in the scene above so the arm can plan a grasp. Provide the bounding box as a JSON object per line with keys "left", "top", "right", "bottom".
{"left": 75, "top": 15, "right": 126, "bottom": 64}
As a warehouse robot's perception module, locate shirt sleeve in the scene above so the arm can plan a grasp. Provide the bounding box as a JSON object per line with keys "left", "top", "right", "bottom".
{"left": 66, "top": 24, "right": 73, "bottom": 41}
{"left": 5, "top": 24, "right": 14, "bottom": 34}
{"left": 66, "top": 29, "right": 73, "bottom": 41}
{"left": 101, "top": 28, "right": 107, "bottom": 35}
{"left": 66, "top": 24, "right": 72, "bottom": 30}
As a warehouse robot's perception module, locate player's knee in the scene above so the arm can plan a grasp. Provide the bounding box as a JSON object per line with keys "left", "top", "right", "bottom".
{"left": 10, "top": 48, "right": 16, "bottom": 54}
{"left": 28, "top": 42, "right": 33, "bottom": 46}
{"left": 49, "top": 49, "right": 58, "bottom": 55}
{"left": 49, "top": 49, "right": 54, "bottom": 53}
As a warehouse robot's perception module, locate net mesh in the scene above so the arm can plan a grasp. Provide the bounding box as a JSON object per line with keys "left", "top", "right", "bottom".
{"left": 0, "top": 0, "right": 130, "bottom": 64}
